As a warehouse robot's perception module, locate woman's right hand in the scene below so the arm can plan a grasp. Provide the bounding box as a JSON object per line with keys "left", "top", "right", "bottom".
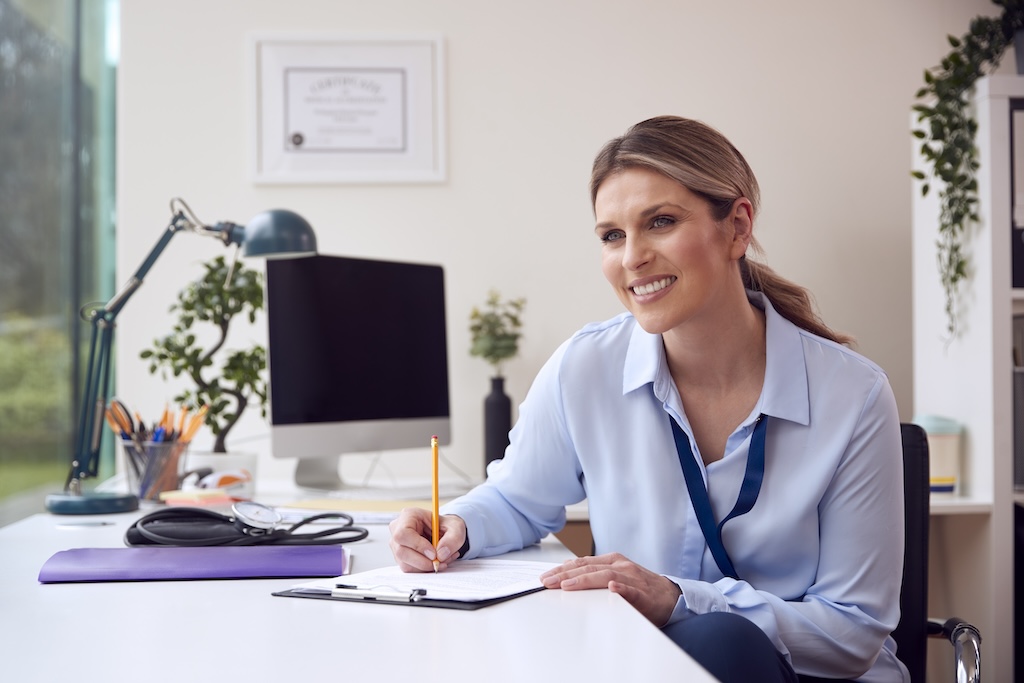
{"left": 388, "top": 507, "right": 467, "bottom": 573}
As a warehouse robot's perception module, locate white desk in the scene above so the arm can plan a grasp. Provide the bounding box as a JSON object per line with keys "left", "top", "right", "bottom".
{"left": 0, "top": 508, "right": 714, "bottom": 682}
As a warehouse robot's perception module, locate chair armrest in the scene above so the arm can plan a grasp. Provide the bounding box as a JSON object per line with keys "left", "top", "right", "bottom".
{"left": 927, "top": 617, "right": 981, "bottom": 683}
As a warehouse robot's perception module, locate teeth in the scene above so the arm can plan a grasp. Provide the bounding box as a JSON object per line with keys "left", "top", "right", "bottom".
{"left": 632, "top": 277, "right": 675, "bottom": 296}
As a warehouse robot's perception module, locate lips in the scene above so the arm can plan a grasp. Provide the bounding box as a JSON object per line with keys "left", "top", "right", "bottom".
{"left": 630, "top": 276, "right": 676, "bottom": 296}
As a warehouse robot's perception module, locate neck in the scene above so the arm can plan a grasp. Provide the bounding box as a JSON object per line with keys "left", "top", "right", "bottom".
{"left": 662, "top": 293, "right": 767, "bottom": 394}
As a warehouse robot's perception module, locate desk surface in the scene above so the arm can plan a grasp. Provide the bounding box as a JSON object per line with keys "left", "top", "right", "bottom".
{"left": 0, "top": 507, "right": 713, "bottom": 682}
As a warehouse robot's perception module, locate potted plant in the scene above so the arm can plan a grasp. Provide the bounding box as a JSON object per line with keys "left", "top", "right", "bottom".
{"left": 912, "top": 0, "right": 1024, "bottom": 337}
{"left": 139, "top": 255, "right": 267, "bottom": 453}
{"left": 469, "top": 290, "right": 526, "bottom": 466}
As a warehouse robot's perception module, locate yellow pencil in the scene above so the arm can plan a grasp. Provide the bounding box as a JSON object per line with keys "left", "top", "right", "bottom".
{"left": 431, "top": 435, "right": 440, "bottom": 573}
{"left": 181, "top": 404, "right": 208, "bottom": 443}
{"left": 177, "top": 405, "right": 188, "bottom": 437}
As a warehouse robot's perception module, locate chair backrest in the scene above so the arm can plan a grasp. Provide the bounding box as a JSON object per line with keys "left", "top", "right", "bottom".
{"left": 892, "top": 422, "right": 930, "bottom": 683}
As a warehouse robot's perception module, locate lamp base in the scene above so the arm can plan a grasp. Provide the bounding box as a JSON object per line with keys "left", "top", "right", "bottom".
{"left": 45, "top": 491, "right": 139, "bottom": 515}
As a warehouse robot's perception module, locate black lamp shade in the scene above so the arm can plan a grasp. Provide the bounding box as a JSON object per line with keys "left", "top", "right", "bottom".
{"left": 242, "top": 209, "right": 318, "bottom": 258}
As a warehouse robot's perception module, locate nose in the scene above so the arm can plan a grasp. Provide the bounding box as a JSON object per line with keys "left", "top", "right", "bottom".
{"left": 622, "top": 234, "right": 652, "bottom": 271}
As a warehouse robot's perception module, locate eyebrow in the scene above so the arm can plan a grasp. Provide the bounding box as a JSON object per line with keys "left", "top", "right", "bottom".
{"left": 593, "top": 203, "right": 687, "bottom": 233}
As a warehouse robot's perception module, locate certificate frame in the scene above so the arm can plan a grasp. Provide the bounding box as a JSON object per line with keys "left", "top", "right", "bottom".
{"left": 251, "top": 33, "right": 446, "bottom": 184}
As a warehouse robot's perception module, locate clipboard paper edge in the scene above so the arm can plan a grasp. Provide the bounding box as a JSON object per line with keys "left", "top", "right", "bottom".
{"left": 271, "top": 585, "right": 545, "bottom": 610}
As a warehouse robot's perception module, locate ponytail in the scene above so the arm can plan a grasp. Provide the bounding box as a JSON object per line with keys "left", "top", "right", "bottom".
{"left": 740, "top": 256, "right": 854, "bottom": 347}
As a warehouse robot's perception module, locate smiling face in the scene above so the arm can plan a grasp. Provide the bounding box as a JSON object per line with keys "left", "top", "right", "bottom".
{"left": 594, "top": 167, "right": 753, "bottom": 336}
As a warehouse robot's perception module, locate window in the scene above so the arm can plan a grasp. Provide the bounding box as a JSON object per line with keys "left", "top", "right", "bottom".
{"left": 0, "top": 0, "right": 118, "bottom": 525}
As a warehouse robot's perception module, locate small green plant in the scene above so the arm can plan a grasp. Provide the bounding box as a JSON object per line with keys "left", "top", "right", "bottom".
{"left": 469, "top": 290, "right": 526, "bottom": 377}
{"left": 140, "top": 255, "right": 266, "bottom": 453}
{"left": 912, "top": 0, "right": 1024, "bottom": 337}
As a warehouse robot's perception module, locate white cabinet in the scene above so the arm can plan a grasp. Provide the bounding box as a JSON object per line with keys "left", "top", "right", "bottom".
{"left": 912, "top": 75, "right": 1019, "bottom": 682}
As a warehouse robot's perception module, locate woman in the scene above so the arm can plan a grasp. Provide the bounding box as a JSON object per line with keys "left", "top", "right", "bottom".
{"left": 389, "top": 116, "right": 907, "bottom": 683}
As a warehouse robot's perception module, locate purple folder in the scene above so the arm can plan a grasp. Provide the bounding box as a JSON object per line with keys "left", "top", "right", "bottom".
{"left": 38, "top": 545, "right": 345, "bottom": 583}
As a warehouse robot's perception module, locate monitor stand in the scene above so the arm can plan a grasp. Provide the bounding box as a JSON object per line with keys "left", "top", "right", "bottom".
{"left": 294, "top": 456, "right": 344, "bottom": 491}
{"left": 291, "top": 453, "right": 475, "bottom": 500}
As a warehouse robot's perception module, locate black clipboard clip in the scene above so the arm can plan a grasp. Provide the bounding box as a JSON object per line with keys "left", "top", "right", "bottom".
{"left": 332, "top": 584, "right": 428, "bottom": 603}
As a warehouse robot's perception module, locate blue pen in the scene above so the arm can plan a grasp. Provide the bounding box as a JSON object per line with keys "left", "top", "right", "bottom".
{"left": 152, "top": 427, "right": 166, "bottom": 443}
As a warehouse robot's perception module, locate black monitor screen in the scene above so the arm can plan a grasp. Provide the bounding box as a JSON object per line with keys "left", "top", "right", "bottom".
{"left": 265, "top": 254, "right": 450, "bottom": 427}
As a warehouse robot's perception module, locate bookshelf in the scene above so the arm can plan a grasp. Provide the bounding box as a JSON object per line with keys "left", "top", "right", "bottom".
{"left": 912, "top": 75, "right": 1020, "bottom": 682}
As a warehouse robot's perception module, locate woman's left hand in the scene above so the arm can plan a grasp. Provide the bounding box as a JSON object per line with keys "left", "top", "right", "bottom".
{"left": 540, "top": 553, "right": 682, "bottom": 626}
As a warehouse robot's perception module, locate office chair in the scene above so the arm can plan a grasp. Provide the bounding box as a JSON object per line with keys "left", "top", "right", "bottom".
{"left": 894, "top": 422, "right": 982, "bottom": 683}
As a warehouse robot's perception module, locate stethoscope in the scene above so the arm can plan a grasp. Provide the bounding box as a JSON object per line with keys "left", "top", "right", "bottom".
{"left": 125, "top": 501, "right": 369, "bottom": 546}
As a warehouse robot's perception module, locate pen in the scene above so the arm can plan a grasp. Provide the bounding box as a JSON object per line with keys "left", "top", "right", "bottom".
{"left": 431, "top": 434, "right": 440, "bottom": 573}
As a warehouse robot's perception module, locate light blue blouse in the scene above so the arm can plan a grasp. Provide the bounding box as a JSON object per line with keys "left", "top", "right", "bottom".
{"left": 443, "top": 292, "right": 908, "bottom": 682}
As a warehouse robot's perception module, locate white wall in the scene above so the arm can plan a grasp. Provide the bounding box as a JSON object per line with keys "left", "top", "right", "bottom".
{"left": 116, "top": 0, "right": 1002, "bottom": 486}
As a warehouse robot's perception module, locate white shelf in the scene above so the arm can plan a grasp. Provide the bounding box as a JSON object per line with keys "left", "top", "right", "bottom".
{"left": 912, "top": 75, "right": 1020, "bottom": 680}
{"left": 929, "top": 496, "right": 993, "bottom": 515}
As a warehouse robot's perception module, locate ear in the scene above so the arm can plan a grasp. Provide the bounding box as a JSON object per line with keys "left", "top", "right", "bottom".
{"left": 727, "top": 198, "right": 754, "bottom": 260}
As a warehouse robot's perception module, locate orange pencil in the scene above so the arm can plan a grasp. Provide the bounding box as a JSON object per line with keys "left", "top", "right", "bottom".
{"left": 176, "top": 405, "right": 188, "bottom": 437}
{"left": 181, "top": 404, "right": 208, "bottom": 443}
{"left": 431, "top": 435, "right": 440, "bottom": 573}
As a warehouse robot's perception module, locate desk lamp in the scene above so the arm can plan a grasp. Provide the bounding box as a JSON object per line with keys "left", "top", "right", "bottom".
{"left": 45, "top": 198, "right": 317, "bottom": 515}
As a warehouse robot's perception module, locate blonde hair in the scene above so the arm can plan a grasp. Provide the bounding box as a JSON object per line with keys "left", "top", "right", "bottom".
{"left": 591, "top": 116, "right": 853, "bottom": 346}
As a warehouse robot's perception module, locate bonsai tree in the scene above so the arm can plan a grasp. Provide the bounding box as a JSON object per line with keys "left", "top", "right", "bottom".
{"left": 140, "top": 255, "right": 267, "bottom": 452}
{"left": 469, "top": 290, "right": 526, "bottom": 377}
{"left": 912, "top": 0, "right": 1024, "bottom": 337}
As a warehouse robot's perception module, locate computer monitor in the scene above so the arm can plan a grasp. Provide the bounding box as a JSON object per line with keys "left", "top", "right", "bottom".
{"left": 265, "top": 254, "right": 451, "bottom": 490}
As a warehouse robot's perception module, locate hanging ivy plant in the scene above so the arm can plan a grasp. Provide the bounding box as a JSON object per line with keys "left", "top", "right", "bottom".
{"left": 912, "top": 0, "right": 1024, "bottom": 337}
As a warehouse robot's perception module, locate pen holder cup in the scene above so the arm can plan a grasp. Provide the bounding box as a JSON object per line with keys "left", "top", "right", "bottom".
{"left": 121, "top": 440, "right": 188, "bottom": 502}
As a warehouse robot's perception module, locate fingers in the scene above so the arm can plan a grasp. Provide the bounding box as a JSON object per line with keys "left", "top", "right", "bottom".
{"left": 389, "top": 508, "right": 436, "bottom": 572}
{"left": 436, "top": 514, "right": 467, "bottom": 564}
{"left": 540, "top": 553, "right": 626, "bottom": 589}
{"left": 388, "top": 508, "right": 466, "bottom": 573}
{"left": 540, "top": 553, "right": 682, "bottom": 626}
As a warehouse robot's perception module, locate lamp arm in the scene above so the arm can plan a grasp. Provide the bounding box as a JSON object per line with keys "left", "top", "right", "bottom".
{"left": 68, "top": 210, "right": 198, "bottom": 488}
{"left": 105, "top": 211, "right": 194, "bottom": 317}
{"left": 66, "top": 199, "right": 304, "bottom": 492}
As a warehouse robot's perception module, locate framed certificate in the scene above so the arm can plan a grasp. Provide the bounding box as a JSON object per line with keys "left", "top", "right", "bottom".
{"left": 251, "top": 33, "right": 446, "bottom": 184}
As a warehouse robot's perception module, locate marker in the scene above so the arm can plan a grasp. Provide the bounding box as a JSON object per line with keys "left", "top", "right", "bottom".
{"left": 431, "top": 435, "right": 440, "bottom": 573}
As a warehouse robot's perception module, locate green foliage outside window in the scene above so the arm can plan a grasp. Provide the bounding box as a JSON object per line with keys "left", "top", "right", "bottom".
{"left": 0, "top": 317, "right": 70, "bottom": 497}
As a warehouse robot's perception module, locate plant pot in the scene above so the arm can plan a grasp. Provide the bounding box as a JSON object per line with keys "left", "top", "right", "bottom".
{"left": 484, "top": 376, "right": 512, "bottom": 467}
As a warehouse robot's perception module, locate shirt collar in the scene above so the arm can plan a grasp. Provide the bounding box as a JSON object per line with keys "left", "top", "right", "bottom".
{"left": 621, "top": 290, "right": 810, "bottom": 426}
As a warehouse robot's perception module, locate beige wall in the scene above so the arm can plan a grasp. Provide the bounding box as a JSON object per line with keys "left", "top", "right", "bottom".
{"left": 116, "top": 0, "right": 1002, "bottom": 483}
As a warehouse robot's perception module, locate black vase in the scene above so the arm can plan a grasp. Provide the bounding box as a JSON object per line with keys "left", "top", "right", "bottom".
{"left": 484, "top": 376, "right": 512, "bottom": 467}
{"left": 1016, "top": 29, "right": 1024, "bottom": 75}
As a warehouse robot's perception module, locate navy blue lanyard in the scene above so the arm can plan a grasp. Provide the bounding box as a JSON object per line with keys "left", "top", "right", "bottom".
{"left": 669, "top": 414, "right": 767, "bottom": 580}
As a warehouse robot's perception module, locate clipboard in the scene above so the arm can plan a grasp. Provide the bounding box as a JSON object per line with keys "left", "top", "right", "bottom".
{"left": 272, "top": 558, "right": 557, "bottom": 610}
{"left": 272, "top": 584, "right": 545, "bottom": 610}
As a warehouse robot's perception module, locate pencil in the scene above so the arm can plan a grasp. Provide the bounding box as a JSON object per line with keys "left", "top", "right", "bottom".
{"left": 177, "top": 405, "right": 188, "bottom": 437}
{"left": 181, "top": 404, "right": 208, "bottom": 443}
{"left": 431, "top": 435, "right": 440, "bottom": 573}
